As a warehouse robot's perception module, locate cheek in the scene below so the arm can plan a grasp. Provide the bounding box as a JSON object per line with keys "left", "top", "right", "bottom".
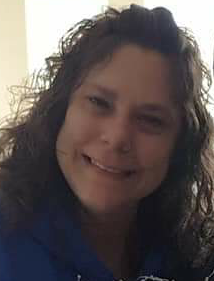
{"left": 56, "top": 117, "right": 89, "bottom": 186}
{"left": 134, "top": 136, "right": 176, "bottom": 198}
{"left": 56, "top": 109, "right": 98, "bottom": 156}
{"left": 136, "top": 135, "right": 176, "bottom": 169}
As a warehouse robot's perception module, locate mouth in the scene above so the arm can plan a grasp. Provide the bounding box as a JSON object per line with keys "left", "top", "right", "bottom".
{"left": 82, "top": 154, "right": 137, "bottom": 178}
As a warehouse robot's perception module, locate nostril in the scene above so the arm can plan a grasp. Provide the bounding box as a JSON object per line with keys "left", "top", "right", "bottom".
{"left": 82, "top": 154, "right": 91, "bottom": 163}
{"left": 125, "top": 170, "right": 136, "bottom": 177}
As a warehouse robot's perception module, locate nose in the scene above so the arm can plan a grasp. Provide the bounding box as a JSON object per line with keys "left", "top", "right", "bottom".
{"left": 100, "top": 114, "right": 133, "bottom": 154}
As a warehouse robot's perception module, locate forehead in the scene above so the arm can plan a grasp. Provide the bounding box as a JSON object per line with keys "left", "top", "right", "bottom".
{"left": 84, "top": 44, "right": 176, "bottom": 105}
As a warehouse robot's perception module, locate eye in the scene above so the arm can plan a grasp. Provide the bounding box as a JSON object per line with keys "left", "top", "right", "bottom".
{"left": 143, "top": 116, "right": 163, "bottom": 126}
{"left": 88, "top": 96, "right": 111, "bottom": 109}
{"left": 137, "top": 114, "right": 166, "bottom": 131}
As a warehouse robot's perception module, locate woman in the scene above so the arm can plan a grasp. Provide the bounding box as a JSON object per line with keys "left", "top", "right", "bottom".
{"left": 0, "top": 4, "right": 214, "bottom": 281}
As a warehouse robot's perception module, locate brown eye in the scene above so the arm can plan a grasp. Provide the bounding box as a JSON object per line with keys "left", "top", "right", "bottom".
{"left": 88, "top": 96, "right": 111, "bottom": 109}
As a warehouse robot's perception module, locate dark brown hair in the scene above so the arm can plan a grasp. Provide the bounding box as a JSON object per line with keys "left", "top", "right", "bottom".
{"left": 0, "top": 4, "right": 214, "bottom": 269}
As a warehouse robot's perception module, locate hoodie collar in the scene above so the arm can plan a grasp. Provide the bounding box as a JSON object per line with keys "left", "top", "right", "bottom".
{"left": 26, "top": 202, "right": 213, "bottom": 281}
{"left": 27, "top": 202, "right": 115, "bottom": 281}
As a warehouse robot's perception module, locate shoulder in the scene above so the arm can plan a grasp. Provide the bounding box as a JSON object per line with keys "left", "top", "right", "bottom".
{"left": 0, "top": 206, "right": 61, "bottom": 281}
{"left": 202, "top": 256, "right": 214, "bottom": 281}
{"left": 169, "top": 252, "right": 214, "bottom": 281}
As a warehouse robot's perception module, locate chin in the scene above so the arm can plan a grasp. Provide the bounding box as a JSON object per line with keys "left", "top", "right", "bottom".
{"left": 78, "top": 195, "right": 137, "bottom": 216}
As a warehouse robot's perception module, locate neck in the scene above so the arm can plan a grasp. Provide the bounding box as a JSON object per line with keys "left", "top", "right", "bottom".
{"left": 78, "top": 206, "right": 140, "bottom": 279}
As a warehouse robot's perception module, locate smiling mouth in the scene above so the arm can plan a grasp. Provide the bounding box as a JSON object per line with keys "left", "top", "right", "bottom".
{"left": 82, "top": 154, "right": 136, "bottom": 177}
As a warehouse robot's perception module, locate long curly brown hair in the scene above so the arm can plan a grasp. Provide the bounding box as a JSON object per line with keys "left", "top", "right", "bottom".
{"left": 0, "top": 4, "right": 214, "bottom": 270}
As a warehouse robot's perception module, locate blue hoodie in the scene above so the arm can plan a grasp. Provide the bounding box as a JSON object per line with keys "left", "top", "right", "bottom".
{"left": 0, "top": 202, "right": 213, "bottom": 281}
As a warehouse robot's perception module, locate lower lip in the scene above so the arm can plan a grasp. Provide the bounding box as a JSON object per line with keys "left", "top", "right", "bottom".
{"left": 82, "top": 154, "right": 134, "bottom": 180}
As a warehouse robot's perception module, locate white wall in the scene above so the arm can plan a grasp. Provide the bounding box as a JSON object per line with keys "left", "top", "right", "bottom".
{"left": 0, "top": 0, "right": 28, "bottom": 121}
{"left": 0, "top": 0, "right": 144, "bottom": 121}
{"left": 25, "top": 0, "right": 108, "bottom": 73}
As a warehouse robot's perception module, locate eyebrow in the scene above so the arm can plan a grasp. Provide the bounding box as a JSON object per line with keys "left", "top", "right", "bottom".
{"left": 85, "top": 82, "right": 177, "bottom": 119}
{"left": 85, "top": 82, "right": 118, "bottom": 100}
{"left": 137, "top": 104, "right": 174, "bottom": 119}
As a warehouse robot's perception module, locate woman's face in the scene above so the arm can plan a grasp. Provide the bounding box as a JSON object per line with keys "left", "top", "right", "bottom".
{"left": 56, "top": 44, "right": 180, "bottom": 215}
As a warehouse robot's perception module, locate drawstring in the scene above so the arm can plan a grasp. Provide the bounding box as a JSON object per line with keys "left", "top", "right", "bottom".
{"left": 205, "top": 268, "right": 214, "bottom": 281}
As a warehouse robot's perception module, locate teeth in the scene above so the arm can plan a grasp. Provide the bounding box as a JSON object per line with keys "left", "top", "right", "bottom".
{"left": 91, "top": 158, "right": 126, "bottom": 174}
